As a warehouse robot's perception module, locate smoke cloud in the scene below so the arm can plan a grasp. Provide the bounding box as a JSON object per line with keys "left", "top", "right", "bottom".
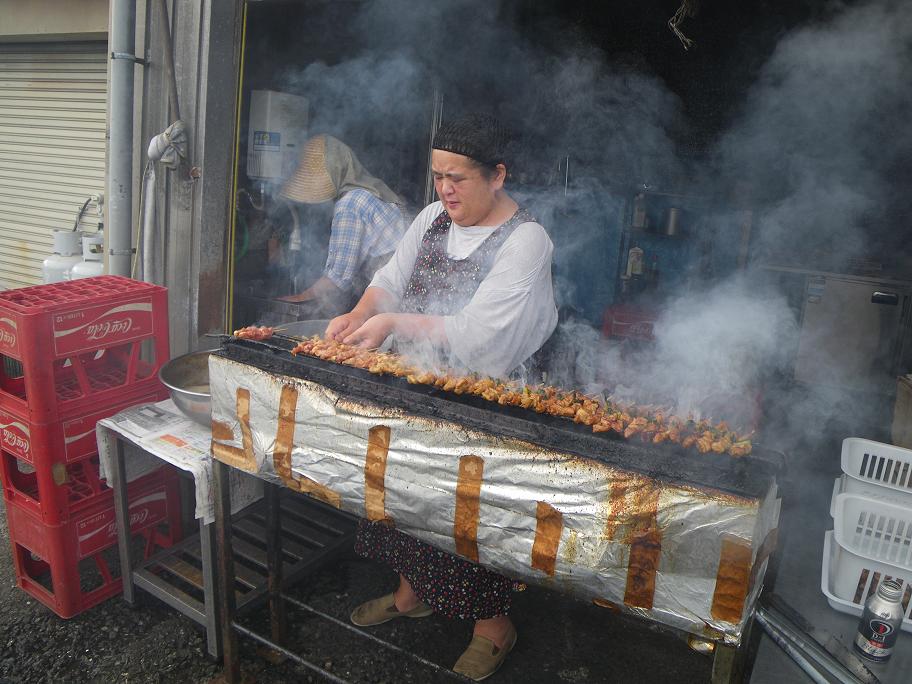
{"left": 251, "top": 0, "right": 910, "bottom": 446}
{"left": 715, "top": 0, "right": 912, "bottom": 267}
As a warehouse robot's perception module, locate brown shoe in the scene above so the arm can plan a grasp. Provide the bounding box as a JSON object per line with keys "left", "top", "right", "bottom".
{"left": 452, "top": 627, "right": 517, "bottom": 681}
{"left": 350, "top": 592, "right": 433, "bottom": 627}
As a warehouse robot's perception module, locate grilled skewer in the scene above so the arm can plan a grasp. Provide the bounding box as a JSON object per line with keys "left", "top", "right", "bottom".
{"left": 279, "top": 335, "right": 753, "bottom": 456}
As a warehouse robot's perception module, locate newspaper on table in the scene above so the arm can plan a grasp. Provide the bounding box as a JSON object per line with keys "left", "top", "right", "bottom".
{"left": 96, "top": 399, "right": 262, "bottom": 523}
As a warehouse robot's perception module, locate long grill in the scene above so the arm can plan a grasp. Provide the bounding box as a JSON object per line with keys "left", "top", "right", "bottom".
{"left": 216, "top": 336, "right": 784, "bottom": 499}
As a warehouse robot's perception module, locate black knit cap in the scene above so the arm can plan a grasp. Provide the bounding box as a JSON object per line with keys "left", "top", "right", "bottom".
{"left": 432, "top": 113, "right": 511, "bottom": 168}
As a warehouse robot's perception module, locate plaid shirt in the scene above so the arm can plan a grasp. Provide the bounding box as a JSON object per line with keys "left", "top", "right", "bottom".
{"left": 324, "top": 189, "right": 405, "bottom": 290}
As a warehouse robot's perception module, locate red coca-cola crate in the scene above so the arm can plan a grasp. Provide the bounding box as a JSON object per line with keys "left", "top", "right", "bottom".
{"left": 0, "top": 276, "right": 169, "bottom": 423}
{"left": 4, "top": 469, "right": 181, "bottom": 618}
{"left": 601, "top": 305, "right": 658, "bottom": 341}
{"left": 1, "top": 449, "right": 175, "bottom": 525}
{"left": 0, "top": 388, "right": 167, "bottom": 467}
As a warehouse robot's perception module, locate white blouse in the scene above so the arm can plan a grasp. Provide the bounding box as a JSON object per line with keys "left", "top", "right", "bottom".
{"left": 370, "top": 201, "right": 558, "bottom": 377}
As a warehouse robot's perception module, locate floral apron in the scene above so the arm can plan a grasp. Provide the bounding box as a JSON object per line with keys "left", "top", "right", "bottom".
{"left": 355, "top": 207, "right": 533, "bottom": 620}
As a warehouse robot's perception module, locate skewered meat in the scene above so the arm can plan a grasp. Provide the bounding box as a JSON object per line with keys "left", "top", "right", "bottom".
{"left": 282, "top": 335, "right": 754, "bottom": 457}
{"left": 233, "top": 325, "right": 275, "bottom": 341}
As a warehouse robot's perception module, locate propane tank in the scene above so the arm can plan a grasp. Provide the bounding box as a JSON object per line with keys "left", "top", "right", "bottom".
{"left": 42, "top": 230, "right": 84, "bottom": 283}
{"left": 70, "top": 231, "right": 105, "bottom": 279}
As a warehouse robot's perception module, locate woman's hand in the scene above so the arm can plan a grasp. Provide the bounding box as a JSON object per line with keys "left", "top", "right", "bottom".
{"left": 342, "top": 313, "right": 396, "bottom": 349}
{"left": 325, "top": 311, "right": 370, "bottom": 341}
{"left": 281, "top": 276, "right": 339, "bottom": 304}
{"left": 325, "top": 286, "right": 397, "bottom": 341}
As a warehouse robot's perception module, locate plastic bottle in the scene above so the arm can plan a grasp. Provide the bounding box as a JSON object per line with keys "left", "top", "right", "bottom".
{"left": 626, "top": 244, "right": 644, "bottom": 278}
{"left": 648, "top": 254, "right": 659, "bottom": 282}
{"left": 632, "top": 193, "right": 648, "bottom": 229}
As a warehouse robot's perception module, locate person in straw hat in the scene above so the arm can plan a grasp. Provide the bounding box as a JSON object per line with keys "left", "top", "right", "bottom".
{"left": 277, "top": 135, "right": 405, "bottom": 309}
{"left": 326, "top": 113, "right": 557, "bottom": 681}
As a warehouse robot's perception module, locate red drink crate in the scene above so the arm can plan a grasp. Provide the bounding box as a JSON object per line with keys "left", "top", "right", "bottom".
{"left": 0, "top": 276, "right": 169, "bottom": 423}
{"left": 0, "top": 388, "right": 167, "bottom": 467}
{"left": 601, "top": 304, "right": 657, "bottom": 341}
{"left": 0, "top": 387, "right": 167, "bottom": 524}
{"left": 3, "top": 467, "right": 182, "bottom": 618}
{"left": 1, "top": 448, "right": 175, "bottom": 526}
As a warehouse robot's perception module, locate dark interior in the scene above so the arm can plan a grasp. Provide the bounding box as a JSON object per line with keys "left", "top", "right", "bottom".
{"left": 229, "top": 0, "right": 912, "bottom": 445}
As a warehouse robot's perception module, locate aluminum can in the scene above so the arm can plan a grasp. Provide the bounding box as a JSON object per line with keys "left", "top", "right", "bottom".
{"left": 853, "top": 578, "right": 905, "bottom": 663}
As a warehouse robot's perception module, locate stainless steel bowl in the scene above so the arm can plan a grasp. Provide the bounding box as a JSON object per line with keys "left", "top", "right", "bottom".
{"left": 280, "top": 319, "right": 331, "bottom": 338}
{"left": 158, "top": 349, "right": 214, "bottom": 427}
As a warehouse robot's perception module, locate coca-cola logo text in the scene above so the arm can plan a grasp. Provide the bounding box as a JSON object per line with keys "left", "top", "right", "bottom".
{"left": 130, "top": 507, "right": 151, "bottom": 526}
{"left": 103, "top": 506, "right": 151, "bottom": 538}
{"left": 0, "top": 329, "right": 15, "bottom": 347}
{"left": 85, "top": 318, "right": 133, "bottom": 340}
{"left": 2, "top": 429, "right": 29, "bottom": 454}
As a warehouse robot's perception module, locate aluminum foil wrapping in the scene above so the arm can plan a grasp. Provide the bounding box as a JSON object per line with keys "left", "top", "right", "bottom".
{"left": 209, "top": 355, "right": 779, "bottom": 643}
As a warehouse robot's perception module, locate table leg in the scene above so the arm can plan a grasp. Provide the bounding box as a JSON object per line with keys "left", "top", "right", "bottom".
{"left": 214, "top": 458, "right": 240, "bottom": 683}
{"left": 711, "top": 641, "right": 739, "bottom": 683}
{"left": 265, "top": 482, "right": 286, "bottom": 645}
{"left": 711, "top": 614, "right": 755, "bottom": 684}
{"left": 111, "top": 438, "right": 135, "bottom": 606}
{"left": 199, "top": 518, "right": 221, "bottom": 659}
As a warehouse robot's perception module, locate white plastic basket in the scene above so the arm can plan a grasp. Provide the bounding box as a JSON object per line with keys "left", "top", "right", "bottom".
{"left": 832, "top": 492, "right": 912, "bottom": 571}
{"left": 829, "top": 475, "right": 912, "bottom": 517}
{"left": 821, "top": 531, "right": 912, "bottom": 632}
{"left": 840, "top": 438, "right": 912, "bottom": 500}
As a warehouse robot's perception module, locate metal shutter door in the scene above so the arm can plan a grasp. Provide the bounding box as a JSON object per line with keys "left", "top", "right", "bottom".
{"left": 0, "top": 42, "right": 106, "bottom": 289}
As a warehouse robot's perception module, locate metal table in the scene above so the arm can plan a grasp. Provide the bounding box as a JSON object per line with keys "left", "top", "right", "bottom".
{"left": 212, "top": 459, "right": 491, "bottom": 683}
{"left": 210, "top": 458, "right": 776, "bottom": 683}
{"left": 207, "top": 339, "right": 784, "bottom": 682}
{"left": 100, "top": 400, "right": 353, "bottom": 659}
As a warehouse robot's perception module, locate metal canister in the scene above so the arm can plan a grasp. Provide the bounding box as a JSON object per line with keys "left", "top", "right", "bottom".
{"left": 853, "top": 578, "right": 905, "bottom": 663}
{"left": 663, "top": 207, "right": 681, "bottom": 236}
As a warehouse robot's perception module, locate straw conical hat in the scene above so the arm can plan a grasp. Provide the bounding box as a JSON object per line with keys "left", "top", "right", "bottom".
{"left": 280, "top": 135, "right": 336, "bottom": 203}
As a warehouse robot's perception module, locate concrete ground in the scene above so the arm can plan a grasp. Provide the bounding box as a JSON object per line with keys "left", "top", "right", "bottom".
{"left": 0, "top": 493, "right": 712, "bottom": 683}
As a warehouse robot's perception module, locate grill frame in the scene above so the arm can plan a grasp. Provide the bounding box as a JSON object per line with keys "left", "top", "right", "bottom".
{"left": 215, "top": 337, "right": 784, "bottom": 500}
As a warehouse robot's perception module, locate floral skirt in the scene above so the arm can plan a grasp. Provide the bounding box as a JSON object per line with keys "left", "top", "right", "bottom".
{"left": 354, "top": 519, "right": 520, "bottom": 620}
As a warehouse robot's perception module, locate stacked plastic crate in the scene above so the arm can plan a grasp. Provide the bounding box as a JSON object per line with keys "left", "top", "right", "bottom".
{"left": 0, "top": 276, "right": 182, "bottom": 618}
{"left": 822, "top": 438, "right": 912, "bottom": 632}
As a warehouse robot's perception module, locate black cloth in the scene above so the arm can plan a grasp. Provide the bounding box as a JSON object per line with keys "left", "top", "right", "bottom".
{"left": 432, "top": 114, "right": 511, "bottom": 168}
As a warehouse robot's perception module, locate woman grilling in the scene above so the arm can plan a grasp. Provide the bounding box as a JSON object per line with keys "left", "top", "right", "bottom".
{"left": 326, "top": 113, "right": 557, "bottom": 680}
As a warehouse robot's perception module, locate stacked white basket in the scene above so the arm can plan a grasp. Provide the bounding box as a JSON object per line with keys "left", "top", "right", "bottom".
{"left": 822, "top": 437, "right": 912, "bottom": 632}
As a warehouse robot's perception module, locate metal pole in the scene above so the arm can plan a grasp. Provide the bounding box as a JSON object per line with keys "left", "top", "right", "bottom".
{"left": 156, "top": 0, "right": 181, "bottom": 122}
{"left": 754, "top": 610, "right": 832, "bottom": 684}
{"left": 265, "top": 483, "right": 287, "bottom": 646}
{"left": 108, "top": 0, "right": 137, "bottom": 277}
{"left": 111, "top": 437, "right": 135, "bottom": 605}
{"left": 213, "top": 459, "right": 240, "bottom": 683}
{"left": 756, "top": 606, "right": 867, "bottom": 684}
{"left": 423, "top": 90, "right": 443, "bottom": 207}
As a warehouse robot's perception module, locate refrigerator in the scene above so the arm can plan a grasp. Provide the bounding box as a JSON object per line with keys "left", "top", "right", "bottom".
{"left": 793, "top": 273, "right": 912, "bottom": 394}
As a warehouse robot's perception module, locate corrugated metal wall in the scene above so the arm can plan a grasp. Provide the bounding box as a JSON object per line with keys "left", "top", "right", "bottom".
{"left": 0, "top": 42, "right": 106, "bottom": 289}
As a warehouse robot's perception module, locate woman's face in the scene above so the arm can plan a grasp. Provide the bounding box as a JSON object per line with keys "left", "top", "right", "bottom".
{"left": 431, "top": 150, "right": 505, "bottom": 226}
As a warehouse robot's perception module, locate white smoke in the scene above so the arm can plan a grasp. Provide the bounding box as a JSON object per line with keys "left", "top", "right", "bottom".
{"left": 716, "top": 0, "right": 912, "bottom": 267}
{"left": 245, "top": 0, "right": 910, "bottom": 445}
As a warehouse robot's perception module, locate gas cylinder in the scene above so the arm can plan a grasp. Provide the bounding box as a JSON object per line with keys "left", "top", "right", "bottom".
{"left": 42, "top": 230, "right": 84, "bottom": 283}
{"left": 70, "top": 231, "right": 105, "bottom": 279}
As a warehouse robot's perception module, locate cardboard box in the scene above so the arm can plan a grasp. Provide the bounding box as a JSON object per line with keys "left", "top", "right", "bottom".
{"left": 892, "top": 375, "right": 912, "bottom": 449}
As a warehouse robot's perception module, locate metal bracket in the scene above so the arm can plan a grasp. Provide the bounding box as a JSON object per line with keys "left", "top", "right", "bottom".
{"left": 111, "top": 51, "right": 147, "bottom": 66}
{"left": 109, "top": 248, "right": 136, "bottom": 256}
